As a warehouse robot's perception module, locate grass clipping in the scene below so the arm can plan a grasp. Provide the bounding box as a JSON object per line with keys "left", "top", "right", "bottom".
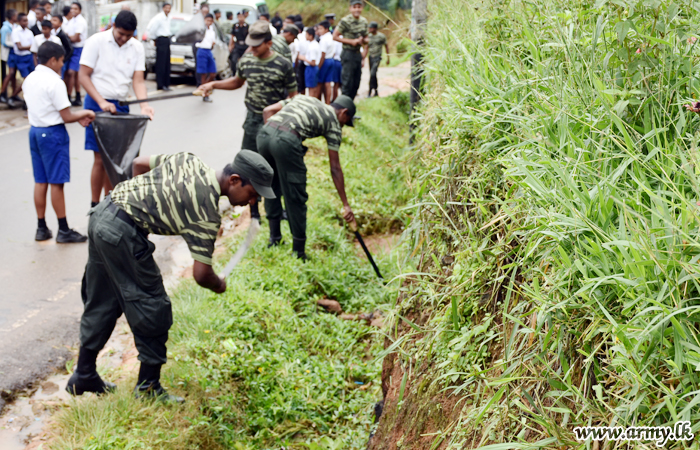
{"left": 47, "top": 93, "right": 411, "bottom": 450}
{"left": 369, "top": 0, "right": 700, "bottom": 449}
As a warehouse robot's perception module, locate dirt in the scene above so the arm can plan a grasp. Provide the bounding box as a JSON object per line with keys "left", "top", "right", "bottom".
{"left": 0, "top": 201, "right": 251, "bottom": 450}
{"left": 354, "top": 233, "right": 401, "bottom": 258}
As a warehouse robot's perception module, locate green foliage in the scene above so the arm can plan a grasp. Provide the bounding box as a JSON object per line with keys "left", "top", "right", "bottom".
{"left": 383, "top": 0, "right": 700, "bottom": 448}
{"left": 48, "top": 94, "right": 411, "bottom": 450}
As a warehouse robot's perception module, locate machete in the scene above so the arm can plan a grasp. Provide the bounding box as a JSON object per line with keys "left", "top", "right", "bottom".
{"left": 221, "top": 218, "right": 261, "bottom": 277}
{"left": 351, "top": 221, "right": 383, "bottom": 279}
{"left": 118, "top": 89, "right": 206, "bottom": 106}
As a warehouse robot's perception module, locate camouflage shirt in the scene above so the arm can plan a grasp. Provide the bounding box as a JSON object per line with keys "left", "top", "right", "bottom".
{"left": 236, "top": 52, "right": 297, "bottom": 115}
{"left": 271, "top": 34, "right": 292, "bottom": 63}
{"left": 336, "top": 14, "right": 368, "bottom": 52}
{"left": 111, "top": 153, "right": 222, "bottom": 266}
{"left": 368, "top": 32, "right": 387, "bottom": 58}
{"left": 268, "top": 95, "right": 343, "bottom": 151}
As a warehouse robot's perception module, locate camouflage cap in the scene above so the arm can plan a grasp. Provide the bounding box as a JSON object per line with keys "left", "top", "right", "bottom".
{"left": 282, "top": 23, "right": 299, "bottom": 36}
{"left": 232, "top": 150, "right": 276, "bottom": 198}
{"left": 245, "top": 20, "right": 272, "bottom": 46}
{"left": 330, "top": 95, "right": 356, "bottom": 127}
{"left": 350, "top": 0, "right": 363, "bottom": 5}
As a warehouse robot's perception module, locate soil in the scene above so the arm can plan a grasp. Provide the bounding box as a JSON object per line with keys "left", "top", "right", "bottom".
{"left": 0, "top": 202, "right": 251, "bottom": 450}
{"left": 354, "top": 233, "right": 401, "bottom": 259}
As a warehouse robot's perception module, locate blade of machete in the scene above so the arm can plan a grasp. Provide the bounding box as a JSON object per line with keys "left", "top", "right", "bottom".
{"left": 118, "top": 91, "right": 199, "bottom": 106}
{"left": 355, "top": 230, "right": 383, "bottom": 279}
{"left": 222, "top": 219, "right": 261, "bottom": 277}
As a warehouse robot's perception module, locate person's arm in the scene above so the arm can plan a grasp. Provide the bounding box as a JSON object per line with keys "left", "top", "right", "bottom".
{"left": 319, "top": 52, "right": 325, "bottom": 69}
{"left": 332, "top": 27, "right": 362, "bottom": 47}
{"left": 385, "top": 43, "right": 390, "bottom": 64}
{"left": 229, "top": 33, "right": 235, "bottom": 52}
{"left": 132, "top": 70, "right": 154, "bottom": 119}
{"left": 199, "top": 76, "right": 245, "bottom": 96}
{"left": 262, "top": 101, "right": 284, "bottom": 123}
{"left": 79, "top": 65, "right": 115, "bottom": 112}
{"left": 131, "top": 155, "right": 152, "bottom": 176}
{"left": 59, "top": 107, "right": 95, "bottom": 126}
{"left": 328, "top": 150, "right": 354, "bottom": 224}
{"left": 33, "top": 53, "right": 37, "bottom": 66}
{"left": 193, "top": 261, "right": 226, "bottom": 293}
{"left": 288, "top": 90, "right": 297, "bottom": 99}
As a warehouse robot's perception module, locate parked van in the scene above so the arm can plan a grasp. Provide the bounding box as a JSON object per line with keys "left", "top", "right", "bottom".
{"left": 206, "top": 0, "right": 269, "bottom": 25}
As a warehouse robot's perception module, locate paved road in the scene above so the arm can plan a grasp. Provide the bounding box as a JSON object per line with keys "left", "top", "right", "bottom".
{"left": 0, "top": 76, "right": 246, "bottom": 404}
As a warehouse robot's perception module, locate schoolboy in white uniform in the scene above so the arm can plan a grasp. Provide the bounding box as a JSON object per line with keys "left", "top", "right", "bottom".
{"left": 317, "top": 21, "right": 335, "bottom": 104}
{"left": 65, "top": 1, "right": 87, "bottom": 106}
{"left": 23, "top": 41, "right": 95, "bottom": 243}
{"left": 31, "top": 20, "right": 60, "bottom": 65}
{"left": 78, "top": 10, "right": 153, "bottom": 208}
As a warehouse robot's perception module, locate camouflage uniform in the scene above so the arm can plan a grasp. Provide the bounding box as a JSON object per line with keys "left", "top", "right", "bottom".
{"left": 236, "top": 52, "right": 297, "bottom": 152}
{"left": 368, "top": 32, "right": 386, "bottom": 92}
{"left": 271, "top": 34, "right": 293, "bottom": 64}
{"left": 336, "top": 14, "right": 368, "bottom": 99}
{"left": 80, "top": 153, "right": 222, "bottom": 366}
{"left": 256, "top": 96, "right": 342, "bottom": 243}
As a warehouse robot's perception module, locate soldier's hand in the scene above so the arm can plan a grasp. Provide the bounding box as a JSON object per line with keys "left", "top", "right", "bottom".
{"left": 386, "top": 55, "right": 390, "bottom": 65}
{"left": 214, "top": 276, "right": 227, "bottom": 293}
{"left": 198, "top": 82, "right": 215, "bottom": 96}
{"left": 343, "top": 205, "right": 355, "bottom": 224}
{"left": 685, "top": 102, "right": 700, "bottom": 114}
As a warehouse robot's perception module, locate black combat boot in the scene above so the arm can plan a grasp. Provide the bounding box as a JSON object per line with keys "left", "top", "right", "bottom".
{"left": 250, "top": 201, "right": 261, "bottom": 220}
{"left": 268, "top": 219, "right": 282, "bottom": 247}
{"left": 65, "top": 347, "right": 116, "bottom": 396}
{"left": 292, "top": 238, "right": 307, "bottom": 261}
{"left": 134, "top": 363, "right": 184, "bottom": 403}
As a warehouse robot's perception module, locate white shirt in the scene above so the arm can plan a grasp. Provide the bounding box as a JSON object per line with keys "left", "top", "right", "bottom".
{"left": 79, "top": 29, "right": 145, "bottom": 100}
{"left": 11, "top": 27, "right": 34, "bottom": 56}
{"left": 147, "top": 11, "right": 172, "bottom": 38}
{"left": 269, "top": 23, "right": 277, "bottom": 35}
{"left": 31, "top": 34, "right": 61, "bottom": 53}
{"left": 61, "top": 16, "right": 72, "bottom": 35}
{"left": 333, "top": 39, "right": 342, "bottom": 61}
{"left": 295, "top": 37, "right": 307, "bottom": 61}
{"left": 304, "top": 39, "right": 320, "bottom": 66}
{"left": 195, "top": 25, "right": 215, "bottom": 48}
{"left": 69, "top": 14, "right": 88, "bottom": 48}
{"left": 23, "top": 64, "right": 71, "bottom": 127}
{"left": 289, "top": 40, "right": 298, "bottom": 63}
{"left": 27, "top": 10, "right": 37, "bottom": 29}
{"left": 319, "top": 32, "right": 335, "bottom": 60}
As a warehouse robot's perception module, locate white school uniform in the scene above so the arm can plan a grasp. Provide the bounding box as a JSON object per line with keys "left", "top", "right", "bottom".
{"left": 319, "top": 32, "right": 335, "bottom": 60}
{"left": 295, "top": 37, "right": 307, "bottom": 64}
{"left": 27, "top": 10, "right": 37, "bottom": 29}
{"left": 30, "top": 34, "right": 61, "bottom": 53}
{"left": 195, "top": 25, "right": 215, "bottom": 48}
{"left": 11, "top": 26, "right": 34, "bottom": 56}
{"left": 79, "top": 30, "right": 145, "bottom": 100}
{"left": 23, "top": 64, "right": 71, "bottom": 127}
{"left": 304, "top": 39, "right": 320, "bottom": 66}
{"left": 333, "top": 38, "right": 342, "bottom": 61}
{"left": 69, "top": 14, "right": 88, "bottom": 47}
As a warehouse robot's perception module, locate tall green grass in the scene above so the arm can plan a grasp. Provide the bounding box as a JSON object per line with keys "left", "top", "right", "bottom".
{"left": 380, "top": 0, "right": 700, "bottom": 448}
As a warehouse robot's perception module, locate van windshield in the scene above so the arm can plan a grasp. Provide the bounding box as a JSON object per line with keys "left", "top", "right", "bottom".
{"left": 208, "top": 4, "right": 259, "bottom": 25}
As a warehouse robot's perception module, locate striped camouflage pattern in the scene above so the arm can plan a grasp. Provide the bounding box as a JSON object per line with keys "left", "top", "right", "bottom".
{"left": 268, "top": 95, "right": 343, "bottom": 151}
{"left": 236, "top": 52, "right": 297, "bottom": 114}
{"left": 111, "top": 153, "right": 222, "bottom": 266}
{"left": 271, "top": 34, "right": 292, "bottom": 63}
{"left": 368, "top": 32, "right": 387, "bottom": 58}
{"left": 336, "top": 14, "right": 368, "bottom": 52}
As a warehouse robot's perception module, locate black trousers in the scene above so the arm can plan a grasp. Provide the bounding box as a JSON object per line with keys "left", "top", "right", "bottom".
{"left": 155, "top": 36, "right": 171, "bottom": 89}
{"left": 1, "top": 61, "right": 6, "bottom": 86}
{"left": 369, "top": 56, "right": 381, "bottom": 92}
{"left": 341, "top": 50, "right": 363, "bottom": 99}
{"left": 229, "top": 43, "right": 247, "bottom": 71}
{"left": 295, "top": 61, "right": 306, "bottom": 93}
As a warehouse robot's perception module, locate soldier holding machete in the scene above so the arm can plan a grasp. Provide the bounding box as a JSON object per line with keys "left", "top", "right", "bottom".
{"left": 259, "top": 94, "right": 356, "bottom": 260}
{"left": 66, "top": 150, "right": 275, "bottom": 402}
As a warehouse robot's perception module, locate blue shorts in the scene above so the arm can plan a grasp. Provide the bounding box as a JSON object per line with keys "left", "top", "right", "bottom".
{"left": 332, "top": 59, "right": 341, "bottom": 83}
{"left": 30, "top": 125, "right": 70, "bottom": 184}
{"left": 305, "top": 65, "right": 319, "bottom": 88}
{"left": 8, "top": 53, "right": 35, "bottom": 78}
{"left": 318, "top": 59, "right": 334, "bottom": 84}
{"left": 196, "top": 48, "right": 216, "bottom": 74}
{"left": 68, "top": 47, "right": 82, "bottom": 72}
{"left": 84, "top": 94, "right": 129, "bottom": 152}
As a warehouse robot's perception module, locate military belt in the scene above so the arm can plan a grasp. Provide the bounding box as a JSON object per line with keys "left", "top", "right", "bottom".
{"left": 106, "top": 199, "right": 146, "bottom": 235}
{"left": 267, "top": 121, "right": 300, "bottom": 138}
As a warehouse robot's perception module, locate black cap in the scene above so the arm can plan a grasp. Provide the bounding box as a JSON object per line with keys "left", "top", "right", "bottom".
{"left": 330, "top": 95, "right": 356, "bottom": 127}
{"left": 232, "top": 150, "right": 276, "bottom": 198}
{"left": 324, "top": 13, "right": 336, "bottom": 19}
{"left": 369, "top": 21, "right": 378, "bottom": 28}
{"left": 350, "top": 0, "right": 363, "bottom": 5}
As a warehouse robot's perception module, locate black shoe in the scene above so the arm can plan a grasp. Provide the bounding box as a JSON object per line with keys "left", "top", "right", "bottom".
{"left": 281, "top": 209, "right": 288, "bottom": 221}
{"left": 6, "top": 98, "right": 19, "bottom": 109}
{"left": 203, "top": 96, "right": 212, "bottom": 103}
{"left": 292, "top": 238, "right": 307, "bottom": 261}
{"left": 56, "top": 228, "right": 88, "bottom": 243}
{"left": 162, "top": 86, "right": 172, "bottom": 92}
{"left": 0, "top": 93, "right": 7, "bottom": 104}
{"left": 65, "top": 347, "right": 116, "bottom": 396}
{"left": 71, "top": 98, "right": 83, "bottom": 107}
{"left": 66, "top": 371, "right": 117, "bottom": 396}
{"left": 134, "top": 363, "right": 185, "bottom": 404}
{"left": 35, "top": 227, "right": 53, "bottom": 241}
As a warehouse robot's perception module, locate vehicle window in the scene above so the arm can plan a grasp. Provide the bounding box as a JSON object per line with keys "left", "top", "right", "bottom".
{"left": 170, "top": 19, "right": 188, "bottom": 35}
{"left": 207, "top": 4, "right": 259, "bottom": 25}
{"left": 257, "top": 4, "right": 268, "bottom": 14}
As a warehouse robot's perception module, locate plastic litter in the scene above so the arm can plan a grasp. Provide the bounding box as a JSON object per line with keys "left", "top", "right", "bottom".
{"left": 92, "top": 113, "right": 150, "bottom": 187}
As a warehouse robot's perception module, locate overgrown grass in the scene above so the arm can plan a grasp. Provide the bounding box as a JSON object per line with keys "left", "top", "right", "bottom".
{"left": 48, "top": 92, "right": 411, "bottom": 450}
{"left": 373, "top": 0, "right": 700, "bottom": 448}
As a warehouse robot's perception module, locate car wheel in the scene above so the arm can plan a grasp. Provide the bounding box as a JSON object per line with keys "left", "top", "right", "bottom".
{"left": 217, "top": 66, "right": 233, "bottom": 80}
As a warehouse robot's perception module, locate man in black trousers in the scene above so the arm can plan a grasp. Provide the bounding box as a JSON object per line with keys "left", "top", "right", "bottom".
{"left": 147, "top": 3, "right": 172, "bottom": 91}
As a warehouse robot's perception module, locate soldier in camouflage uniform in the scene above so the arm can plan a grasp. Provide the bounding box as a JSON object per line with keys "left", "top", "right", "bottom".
{"left": 271, "top": 23, "right": 299, "bottom": 64}
{"left": 367, "top": 21, "right": 389, "bottom": 97}
{"left": 333, "top": 0, "right": 369, "bottom": 99}
{"left": 199, "top": 20, "right": 297, "bottom": 219}
{"left": 66, "top": 150, "right": 275, "bottom": 402}
{"left": 259, "top": 95, "right": 356, "bottom": 259}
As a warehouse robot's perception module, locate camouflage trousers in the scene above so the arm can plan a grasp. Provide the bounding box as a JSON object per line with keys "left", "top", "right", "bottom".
{"left": 242, "top": 110, "right": 264, "bottom": 152}
{"left": 256, "top": 125, "right": 308, "bottom": 241}
{"left": 79, "top": 198, "right": 172, "bottom": 366}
